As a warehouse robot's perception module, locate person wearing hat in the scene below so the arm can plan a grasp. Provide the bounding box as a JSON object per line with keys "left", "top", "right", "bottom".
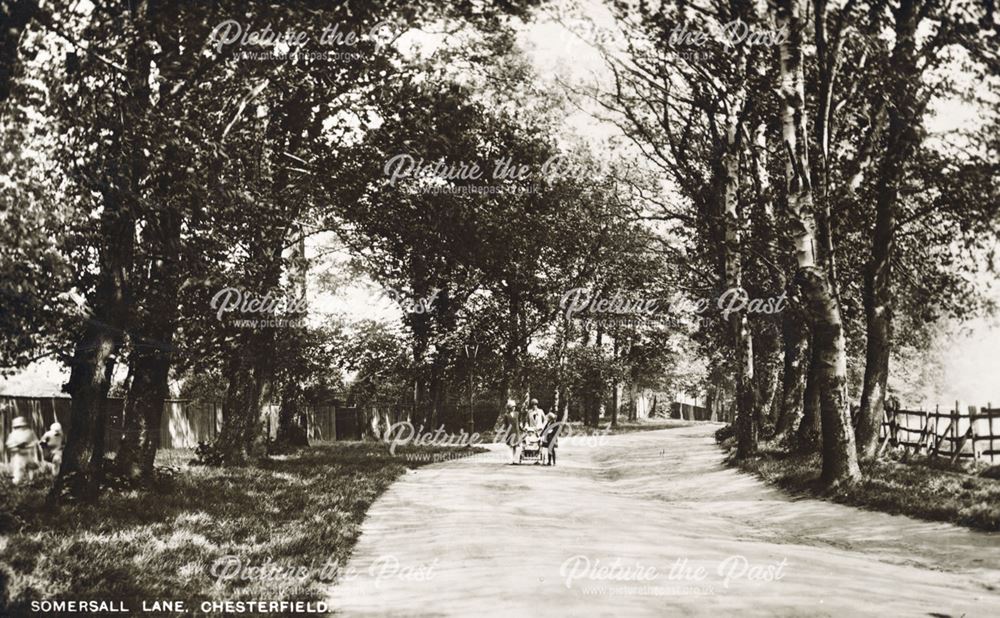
{"left": 501, "top": 399, "right": 522, "bottom": 464}
{"left": 526, "top": 399, "right": 546, "bottom": 433}
{"left": 5, "top": 416, "right": 41, "bottom": 485}
{"left": 539, "top": 411, "right": 560, "bottom": 466}
{"left": 40, "top": 421, "right": 65, "bottom": 470}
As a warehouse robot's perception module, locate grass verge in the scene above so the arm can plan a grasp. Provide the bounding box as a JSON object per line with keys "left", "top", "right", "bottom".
{"left": 720, "top": 435, "right": 1000, "bottom": 532}
{"left": 0, "top": 442, "right": 482, "bottom": 614}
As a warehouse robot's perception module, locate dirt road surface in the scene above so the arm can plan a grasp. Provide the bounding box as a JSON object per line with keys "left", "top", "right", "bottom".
{"left": 329, "top": 423, "right": 1000, "bottom": 617}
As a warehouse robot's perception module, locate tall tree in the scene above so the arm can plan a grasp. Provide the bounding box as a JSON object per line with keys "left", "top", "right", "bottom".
{"left": 772, "top": 0, "right": 861, "bottom": 485}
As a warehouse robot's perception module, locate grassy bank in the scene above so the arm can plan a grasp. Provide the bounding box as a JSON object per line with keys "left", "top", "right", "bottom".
{"left": 0, "top": 442, "right": 481, "bottom": 614}
{"left": 721, "top": 436, "right": 1000, "bottom": 532}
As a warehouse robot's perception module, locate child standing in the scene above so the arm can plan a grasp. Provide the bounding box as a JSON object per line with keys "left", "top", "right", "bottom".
{"left": 539, "top": 412, "right": 560, "bottom": 466}
{"left": 6, "top": 416, "right": 41, "bottom": 485}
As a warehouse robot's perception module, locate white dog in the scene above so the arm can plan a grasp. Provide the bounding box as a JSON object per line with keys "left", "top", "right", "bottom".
{"left": 40, "top": 421, "right": 65, "bottom": 472}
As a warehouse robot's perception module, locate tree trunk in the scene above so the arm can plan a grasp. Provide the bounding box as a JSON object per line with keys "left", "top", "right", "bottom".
{"left": 215, "top": 347, "right": 268, "bottom": 464}
{"left": 428, "top": 348, "right": 449, "bottom": 430}
{"left": 733, "top": 317, "right": 757, "bottom": 457}
{"left": 773, "top": 0, "right": 859, "bottom": 486}
{"left": 797, "top": 339, "right": 822, "bottom": 449}
{"left": 720, "top": 105, "right": 757, "bottom": 458}
{"left": 749, "top": 117, "right": 784, "bottom": 434}
{"left": 116, "top": 202, "right": 181, "bottom": 480}
{"left": 52, "top": 0, "right": 153, "bottom": 499}
{"left": 414, "top": 354, "right": 430, "bottom": 430}
{"left": 610, "top": 336, "right": 620, "bottom": 427}
{"left": 610, "top": 383, "right": 620, "bottom": 427}
{"left": 495, "top": 279, "right": 523, "bottom": 430}
{"left": 212, "top": 260, "right": 280, "bottom": 462}
{"left": 494, "top": 372, "right": 510, "bottom": 433}
{"left": 276, "top": 381, "right": 309, "bottom": 447}
{"left": 55, "top": 183, "right": 134, "bottom": 499}
{"left": 629, "top": 383, "right": 639, "bottom": 421}
{"left": 856, "top": 2, "right": 920, "bottom": 460}
{"left": 754, "top": 332, "right": 782, "bottom": 430}
{"left": 495, "top": 342, "right": 517, "bottom": 432}
{"left": 276, "top": 228, "right": 310, "bottom": 448}
{"left": 114, "top": 329, "right": 173, "bottom": 479}
{"left": 775, "top": 303, "right": 809, "bottom": 437}
{"left": 53, "top": 327, "right": 118, "bottom": 501}
{"left": 856, "top": 211, "right": 893, "bottom": 459}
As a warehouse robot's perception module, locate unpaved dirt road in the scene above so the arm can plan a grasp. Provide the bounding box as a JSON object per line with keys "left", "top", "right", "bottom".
{"left": 329, "top": 423, "right": 1000, "bottom": 617}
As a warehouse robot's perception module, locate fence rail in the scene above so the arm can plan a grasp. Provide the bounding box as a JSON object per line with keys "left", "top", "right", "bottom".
{"left": 880, "top": 404, "right": 1000, "bottom": 463}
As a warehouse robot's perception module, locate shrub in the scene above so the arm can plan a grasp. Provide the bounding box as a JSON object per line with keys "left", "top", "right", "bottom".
{"left": 715, "top": 424, "right": 735, "bottom": 443}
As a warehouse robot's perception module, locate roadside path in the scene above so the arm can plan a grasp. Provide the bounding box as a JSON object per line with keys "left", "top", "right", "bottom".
{"left": 329, "top": 423, "right": 1000, "bottom": 616}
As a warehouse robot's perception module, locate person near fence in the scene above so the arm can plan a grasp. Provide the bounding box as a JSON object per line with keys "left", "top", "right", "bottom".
{"left": 5, "top": 416, "right": 41, "bottom": 485}
{"left": 40, "top": 421, "right": 65, "bottom": 471}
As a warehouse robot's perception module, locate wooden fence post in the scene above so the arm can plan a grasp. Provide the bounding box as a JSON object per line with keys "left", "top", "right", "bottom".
{"left": 932, "top": 416, "right": 953, "bottom": 456}
{"left": 951, "top": 426, "right": 974, "bottom": 465}
{"left": 876, "top": 404, "right": 892, "bottom": 457}
{"left": 951, "top": 404, "right": 959, "bottom": 460}
{"left": 907, "top": 412, "right": 932, "bottom": 460}
{"left": 930, "top": 404, "right": 939, "bottom": 451}
{"left": 968, "top": 405, "right": 979, "bottom": 462}
{"left": 989, "top": 402, "right": 995, "bottom": 464}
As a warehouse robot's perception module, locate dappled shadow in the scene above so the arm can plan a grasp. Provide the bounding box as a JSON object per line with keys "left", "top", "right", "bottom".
{"left": 1, "top": 443, "right": 465, "bottom": 614}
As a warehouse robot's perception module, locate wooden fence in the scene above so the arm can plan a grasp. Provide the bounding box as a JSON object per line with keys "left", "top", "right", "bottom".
{"left": 0, "top": 396, "right": 413, "bottom": 463}
{"left": 0, "top": 396, "right": 223, "bottom": 463}
{"left": 880, "top": 404, "right": 1000, "bottom": 463}
{"left": 160, "top": 400, "right": 223, "bottom": 448}
{"left": 670, "top": 401, "right": 712, "bottom": 421}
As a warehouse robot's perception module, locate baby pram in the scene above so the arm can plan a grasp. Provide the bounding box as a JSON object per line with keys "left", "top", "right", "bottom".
{"left": 518, "top": 431, "right": 543, "bottom": 464}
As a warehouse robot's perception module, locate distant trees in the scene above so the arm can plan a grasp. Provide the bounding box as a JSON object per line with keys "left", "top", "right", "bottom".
{"left": 322, "top": 52, "right": 675, "bottom": 428}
